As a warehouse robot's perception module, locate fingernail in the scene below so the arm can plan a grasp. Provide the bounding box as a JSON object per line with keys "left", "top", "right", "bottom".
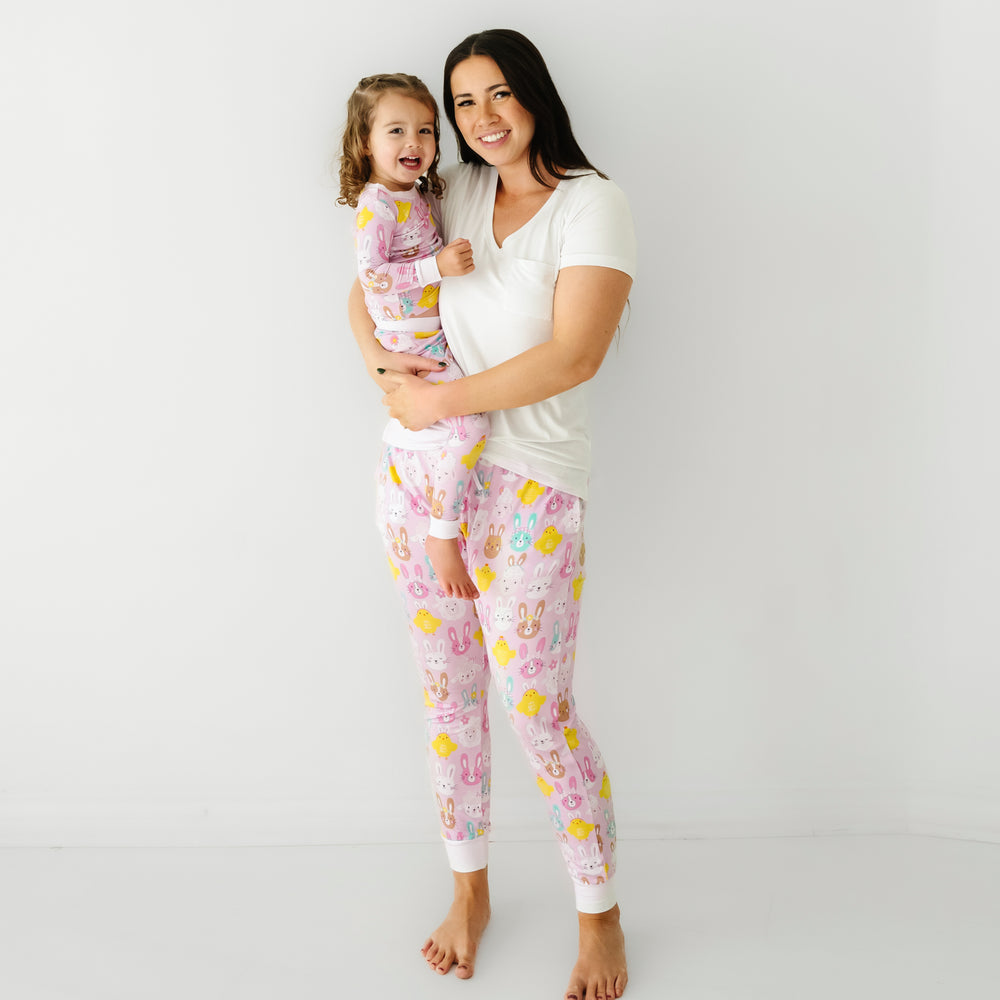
{"left": 376, "top": 368, "right": 385, "bottom": 374}
{"left": 438, "top": 361, "right": 447, "bottom": 367}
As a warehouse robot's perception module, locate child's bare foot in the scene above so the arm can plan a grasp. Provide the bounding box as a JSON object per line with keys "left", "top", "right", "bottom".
{"left": 565, "top": 904, "right": 628, "bottom": 1000}
{"left": 427, "top": 534, "right": 479, "bottom": 599}
{"left": 421, "top": 869, "right": 491, "bottom": 979}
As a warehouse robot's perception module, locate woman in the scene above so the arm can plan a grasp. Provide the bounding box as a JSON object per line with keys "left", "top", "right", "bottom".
{"left": 349, "top": 29, "right": 635, "bottom": 1000}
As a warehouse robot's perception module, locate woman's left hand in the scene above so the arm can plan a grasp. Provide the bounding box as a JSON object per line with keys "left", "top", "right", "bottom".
{"left": 381, "top": 371, "right": 442, "bottom": 431}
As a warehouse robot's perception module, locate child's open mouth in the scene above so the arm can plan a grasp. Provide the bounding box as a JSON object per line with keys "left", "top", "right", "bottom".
{"left": 400, "top": 157, "right": 421, "bottom": 170}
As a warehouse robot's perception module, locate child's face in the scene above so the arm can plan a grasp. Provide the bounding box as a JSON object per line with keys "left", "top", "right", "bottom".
{"left": 365, "top": 92, "right": 436, "bottom": 192}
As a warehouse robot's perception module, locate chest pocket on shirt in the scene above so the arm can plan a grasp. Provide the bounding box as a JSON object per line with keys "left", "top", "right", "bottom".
{"left": 504, "top": 258, "right": 558, "bottom": 321}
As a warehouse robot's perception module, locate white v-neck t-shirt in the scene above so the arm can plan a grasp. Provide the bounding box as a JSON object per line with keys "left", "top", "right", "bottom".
{"left": 438, "top": 164, "right": 637, "bottom": 500}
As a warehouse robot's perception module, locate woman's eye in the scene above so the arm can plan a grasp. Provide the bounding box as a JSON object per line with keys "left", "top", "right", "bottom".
{"left": 492, "top": 90, "right": 511, "bottom": 101}
{"left": 456, "top": 98, "right": 473, "bottom": 108}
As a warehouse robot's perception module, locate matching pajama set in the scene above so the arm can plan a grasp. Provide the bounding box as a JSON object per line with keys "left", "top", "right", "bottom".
{"left": 356, "top": 181, "right": 489, "bottom": 540}
{"left": 372, "top": 164, "right": 637, "bottom": 914}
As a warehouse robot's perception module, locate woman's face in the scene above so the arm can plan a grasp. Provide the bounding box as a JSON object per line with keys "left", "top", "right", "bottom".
{"left": 450, "top": 55, "right": 535, "bottom": 172}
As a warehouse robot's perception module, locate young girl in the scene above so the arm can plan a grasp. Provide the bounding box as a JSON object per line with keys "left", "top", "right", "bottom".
{"left": 338, "top": 73, "right": 488, "bottom": 599}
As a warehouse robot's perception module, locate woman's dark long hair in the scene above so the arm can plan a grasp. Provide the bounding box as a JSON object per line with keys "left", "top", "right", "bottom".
{"left": 443, "top": 29, "right": 606, "bottom": 188}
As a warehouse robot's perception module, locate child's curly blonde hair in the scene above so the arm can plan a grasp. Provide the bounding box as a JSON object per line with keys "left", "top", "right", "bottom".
{"left": 337, "top": 73, "right": 445, "bottom": 209}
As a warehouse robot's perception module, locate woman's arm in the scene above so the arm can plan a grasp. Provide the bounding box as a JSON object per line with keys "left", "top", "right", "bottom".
{"left": 380, "top": 265, "right": 632, "bottom": 430}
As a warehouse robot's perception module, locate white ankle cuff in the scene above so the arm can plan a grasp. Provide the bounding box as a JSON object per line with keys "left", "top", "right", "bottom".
{"left": 444, "top": 835, "right": 489, "bottom": 873}
{"left": 574, "top": 877, "right": 618, "bottom": 914}
{"left": 428, "top": 516, "right": 461, "bottom": 540}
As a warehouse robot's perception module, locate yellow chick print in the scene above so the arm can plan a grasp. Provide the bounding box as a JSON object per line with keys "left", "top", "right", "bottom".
{"left": 356, "top": 206, "right": 374, "bottom": 229}
{"left": 492, "top": 636, "right": 516, "bottom": 667}
{"left": 414, "top": 609, "right": 442, "bottom": 634}
{"left": 473, "top": 626, "right": 484, "bottom": 647}
{"left": 567, "top": 818, "right": 595, "bottom": 840}
{"left": 461, "top": 435, "right": 487, "bottom": 471}
{"left": 475, "top": 564, "right": 496, "bottom": 593}
{"left": 563, "top": 726, "right": 580, "bottom": 751}
{"left": 537, "top": 775, "right": 554, "bottom": 797}
{"left": 394, "top": 200, "right": 411, "bottom": 223}
{"left": 423, "top": 688, "right": 434, "bottom": 708}
{"left": 572, "top": 573, "right": 585, "bottom": 601}
{"left": 417, "top": 284, "right": 439, "bottom": 309}
{"left": 600, "top": 772, "right": 612, "bottom": 799}
{"left": 389, "top": 464, "right": 402, "bottom": 485}
{"left": 388, "top": 556, "right": 400, "bottom": 581}
{"left": 534, "top": 525, "right": 563, "bottom": 556}
{"left": 517, "top": 479, "right": 545, "bottom": 505}
{"left": 431, "top": 732, "right": 458, "bottom": 758}
{"left": 516, "top": 689, "right": 547, "bottom": 716}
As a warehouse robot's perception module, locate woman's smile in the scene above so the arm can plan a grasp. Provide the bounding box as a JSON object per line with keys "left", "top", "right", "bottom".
{"left": 478, "top": 129, "right": 511, "bottom": 145}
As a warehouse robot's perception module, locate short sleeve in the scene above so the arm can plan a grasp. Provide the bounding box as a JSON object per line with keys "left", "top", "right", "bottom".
{"left": 558, "top": 177, "right": 637, "bottom": 279}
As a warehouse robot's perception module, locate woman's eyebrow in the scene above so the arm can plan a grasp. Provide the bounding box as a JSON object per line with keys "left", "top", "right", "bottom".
{"left": 452, "top": 83, "right": 508, "bottom": 99}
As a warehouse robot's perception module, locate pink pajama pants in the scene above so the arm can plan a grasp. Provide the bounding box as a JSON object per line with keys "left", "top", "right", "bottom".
{"left": 376, "top": 448, "right": 619, "bottom": 914}
{"left": 376, "top": 326, "right": 489, "bottom": 538}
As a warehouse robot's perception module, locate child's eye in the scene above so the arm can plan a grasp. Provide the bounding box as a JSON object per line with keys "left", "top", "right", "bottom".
{"left": 389, "top": 127, "right": 403, "bottom": 134}
{"left": 420, "top": 127, "right": 433, "bottom": 134}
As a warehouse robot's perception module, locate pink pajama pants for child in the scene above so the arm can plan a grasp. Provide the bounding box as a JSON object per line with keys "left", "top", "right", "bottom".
{"left": 376, "top": 449, "right": 619, "bottom": 914}
{"left": 376, "top": 326, "right": 489, "bottom": 539}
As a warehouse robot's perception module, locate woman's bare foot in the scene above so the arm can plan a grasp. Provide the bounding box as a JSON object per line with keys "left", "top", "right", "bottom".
{"left": 427, "top": 534, "right": 479, "bottom": 599}
{"left": 421, "top": 868, "right": 491, "bottom": 978}
{"left": 565, "top": 904, "right": 628, "bottom": 1000}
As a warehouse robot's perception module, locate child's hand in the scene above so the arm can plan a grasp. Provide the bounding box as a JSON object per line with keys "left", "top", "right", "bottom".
{"left": 436, "top": 238, "right": 475, "bottom": 277}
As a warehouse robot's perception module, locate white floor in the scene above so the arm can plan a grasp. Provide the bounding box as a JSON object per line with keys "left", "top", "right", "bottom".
{"left": 1, "top": 836, "right": 998, "bottom": 999}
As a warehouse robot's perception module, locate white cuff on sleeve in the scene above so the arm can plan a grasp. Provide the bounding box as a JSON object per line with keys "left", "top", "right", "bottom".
{"left": 415, "top": 253, "right": 442, "bottom": 286}
{"left": 428, "top": 516, "right": 461, "bottom": 540}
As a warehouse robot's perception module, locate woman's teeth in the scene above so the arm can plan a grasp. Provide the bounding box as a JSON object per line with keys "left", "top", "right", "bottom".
{"left": 480, "top": 131, "right": 509, "bottom": 144}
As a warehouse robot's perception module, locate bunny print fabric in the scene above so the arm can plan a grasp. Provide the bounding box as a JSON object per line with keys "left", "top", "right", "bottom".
{"left": 356, "top": 180, "right": 489, "bottom": 506}
{"left": 378, "top": 449, "right": 618, "bottom": 907}
{"left": 375, "top": 332, "right": 489, "bottom": 531}
{"left": 356, "top": 182, "right": 443, "bottom": 325}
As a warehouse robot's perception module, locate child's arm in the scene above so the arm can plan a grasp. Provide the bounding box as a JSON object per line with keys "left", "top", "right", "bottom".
{"left": 355, "top": 187, "right": 462, "bottom": 293}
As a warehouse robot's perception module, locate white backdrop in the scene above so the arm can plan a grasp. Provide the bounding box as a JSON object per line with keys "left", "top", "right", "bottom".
{"left": 1, "top": 0, "right": 997, "bottom": 848}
